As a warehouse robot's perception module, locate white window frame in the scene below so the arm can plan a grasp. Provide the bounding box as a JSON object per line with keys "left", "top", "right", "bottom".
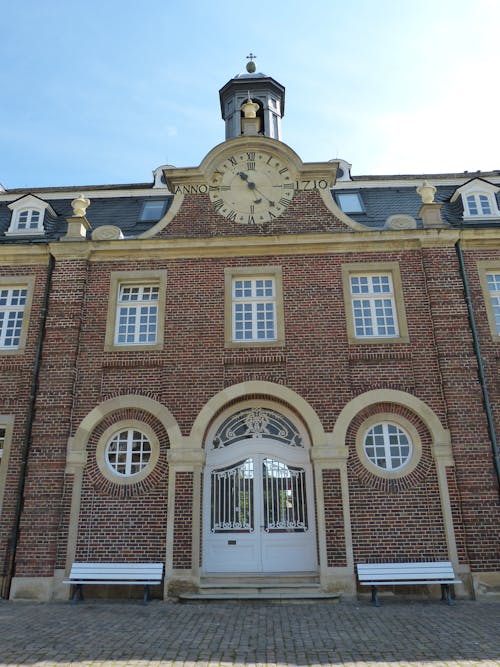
{"left": 232, "top": 276, "right": 277, "bottom": 343}
{"left": 465, "top": 193, "right": 493, "bottom": 217}
{"left": 105, "top": 428, "right": 153, "bottom": 477}
{"left": 115, "top": 283, "right": 160, "bottom": 346}
{"left": 363, "top": 422, "right": 413, "bottom": 471}
{"left": 0, "top": 286, "right": 29, "bottom": 349}
{"left": 104, "top": 271, "right": 167, "bottom": 352}
{"left": 349, "top": 273, "right": 398, "bottom": 339}
{"left": 0, "top": 278, "right": 35, "bottom": 354}
{"left": 485, "top": 272, "right": 500, "bottom": 334}
{"left": 15, "top": 208, "right": 43, "bottom": 232}
{"left": 96, "top": 419, "right": 160, "bottom": 486}
{"left": 224, "top": 266, "right": 285, "bottom": 348}
{"left": 355, "top": 413, "right": 422, "bottom": 480}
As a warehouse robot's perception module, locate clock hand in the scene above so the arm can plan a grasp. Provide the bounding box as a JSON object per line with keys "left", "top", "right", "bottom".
{"left": 247, "top": 180, "right": 275, "bottom": 206}
{"left": 236, "top": 172, "right": 263, "bottom": 204}
{"left": 236, "top": 172, "right": 274, "bottom": 205}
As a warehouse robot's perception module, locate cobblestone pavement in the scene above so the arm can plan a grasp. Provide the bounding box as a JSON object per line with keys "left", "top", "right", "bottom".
{"left": 0, "top": 599, "right": 499, "bottom": 667}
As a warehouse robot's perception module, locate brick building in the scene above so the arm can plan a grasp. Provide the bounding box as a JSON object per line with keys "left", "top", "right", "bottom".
{"left": 0, "top": 62, "right": 498, "bottom": 601}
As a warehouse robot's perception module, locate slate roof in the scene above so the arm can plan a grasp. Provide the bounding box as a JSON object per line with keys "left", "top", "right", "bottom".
{"left": 334, "top": 183, "right": 500, "bottom": 229}
{"left": 1, "top": 171, "right": 500, "bottom": 241}
{"left": 0, "top": 194, "right": 173, "bottom": 241}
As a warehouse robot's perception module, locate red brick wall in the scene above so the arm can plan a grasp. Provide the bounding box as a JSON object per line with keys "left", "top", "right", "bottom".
{"left": 346, "top": 402, "right": 448, "bottom": 563}
{"left": 157, "top": 191, "right": 351, "bottom": 239}
{"left": 74, "top": 408, "right": 169, "bottom": 562}
{"left": 11, "top": 259, "right": 88, "bottom": 577}
{"left": 0, "top": 263, "right": 49, "bottom": 580}
{"left": 2, "top": 237, "right": 499, "bottom": 580}
{"left": 323, "top": 469, "right": 347, "bottom": 567}
{"left": 421, "top": 247, "right": 500, "bottom": 570}
{"left": 173, "top": 471, "right": 193, "bottom": 569}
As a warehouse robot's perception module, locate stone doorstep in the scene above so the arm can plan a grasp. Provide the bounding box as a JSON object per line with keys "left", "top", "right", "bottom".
{"left": 178, "top": 590, "right": 341, "bottom": 602}
{"left": 178, "top": 573, "right": 338, "bottom": 602}
{"left": 201, "top": 571, "right": 320, "bottom": 585}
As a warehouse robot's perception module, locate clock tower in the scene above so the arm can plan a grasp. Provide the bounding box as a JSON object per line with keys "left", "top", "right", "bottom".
{"left": 219, "top": 54, "right": 286, "bottom": 141}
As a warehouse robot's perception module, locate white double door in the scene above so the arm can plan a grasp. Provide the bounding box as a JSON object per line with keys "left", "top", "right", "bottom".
{"left": 203, "top": 439, "right": 317, "bottom": 573}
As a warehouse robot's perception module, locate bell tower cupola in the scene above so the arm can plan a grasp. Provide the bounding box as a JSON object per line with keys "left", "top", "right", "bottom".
{"left": 219, "top": 54, "right": 286, "bottom": 141}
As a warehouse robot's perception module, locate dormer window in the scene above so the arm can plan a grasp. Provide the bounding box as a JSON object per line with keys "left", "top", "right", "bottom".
{"left": 6, "top": 194, "right": 56, "bottom": 236}
{"left": 465, "top": 194, "right": 492, "bottom": 217}
{"left": 15, "top": 208, "right": 43, "bottom": 232}
{"left": 451, "top": 178, "right": 500, "bottom": 221}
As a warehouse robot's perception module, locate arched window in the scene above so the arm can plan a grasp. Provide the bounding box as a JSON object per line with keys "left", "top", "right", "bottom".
{"left": 211, "top": 407, "right": 303, "bottom": 450}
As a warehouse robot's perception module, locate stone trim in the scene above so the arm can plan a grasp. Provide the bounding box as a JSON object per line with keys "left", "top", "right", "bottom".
{"left": 476, "top": 260, "right": 500, "bottom": 340}
{"left": 0, "top": 415, "right": 14, "bottom": 517}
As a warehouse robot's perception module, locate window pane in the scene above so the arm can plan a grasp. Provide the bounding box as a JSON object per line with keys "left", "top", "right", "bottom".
{"left": 364, "top": 423, "right": 412, "bottom": 471}
{"left": 105, "top": 429, "right": 152, "bottom": 477}
{"left": 0, "top": 287, "right": 28, "bottom": 348}
{"left": 337, "top": 193, "right": 364, "bottom": 213}
{"left": 115, "top": 284, "right": 159, "bottom": 345}
{"left": 232, "top": 276, "right": 277, "bottom": 342}
{"left": 350, "top": 274, "right": 398, "bottom": 338}
{"left": 140, "top": 200, "right": 166, "bottom": 221}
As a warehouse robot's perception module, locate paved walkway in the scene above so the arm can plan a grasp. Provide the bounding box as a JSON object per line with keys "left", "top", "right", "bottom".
{"left": 0, "top": 599, "right": 499, "bottom": 666}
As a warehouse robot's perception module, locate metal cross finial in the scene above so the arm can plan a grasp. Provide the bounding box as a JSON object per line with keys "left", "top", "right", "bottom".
{"left": 246, "top": 52, "right": 257, "bottom": 62}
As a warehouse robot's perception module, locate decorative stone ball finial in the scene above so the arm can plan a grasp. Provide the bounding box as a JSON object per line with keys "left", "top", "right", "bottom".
{"left": 417, "top": 181, "right": 437, "bottom": 204}
{"left": 71, "top": 194, "right": 90, "bottom": 218}
{"left": 242, "top": 96, "right": 259, "bottom": 119}
{"left": 246, "top": 52, "right": 257, "bottom": 73}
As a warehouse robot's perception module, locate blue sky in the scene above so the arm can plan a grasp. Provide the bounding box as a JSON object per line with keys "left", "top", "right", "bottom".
{"left": 1, "top": 0, "right": 499, "bottom": 189}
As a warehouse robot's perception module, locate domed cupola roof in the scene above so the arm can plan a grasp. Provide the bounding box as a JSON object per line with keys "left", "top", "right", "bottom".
{"left": 219, "top": 55, "right": 286, "bottom": 141}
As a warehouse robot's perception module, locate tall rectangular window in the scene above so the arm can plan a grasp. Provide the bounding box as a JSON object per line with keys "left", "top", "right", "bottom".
{"left": 349, "top": 274, "right": 398, "bottom": 338}
{"left": 115, "top": 284, "right": 160, "bottom": 346}
{"left": 0, "top": 427, "right": 5, "bottom": 466}
{"left": 105, "top": 271, "right": 166, "bottom": 352}
{"left": 0, "top": 287, "right": 28, "bottom": 349}
{"left": 224, "top": 267, "right": 284, "bottom": 347}
{"left": 486, "top": 273, "right": 500, "bottom": 334}
{"left": 232, "top": 277, "right": 276, "bottom": 342}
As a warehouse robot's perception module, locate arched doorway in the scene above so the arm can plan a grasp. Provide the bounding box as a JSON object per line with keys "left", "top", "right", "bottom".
{"left": 203, "top": 402, "right": 317, "bottom": 574}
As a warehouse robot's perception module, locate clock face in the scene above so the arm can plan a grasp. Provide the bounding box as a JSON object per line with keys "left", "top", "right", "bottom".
{"left": 208, "top": 149, "right": 295, "bottom": 224}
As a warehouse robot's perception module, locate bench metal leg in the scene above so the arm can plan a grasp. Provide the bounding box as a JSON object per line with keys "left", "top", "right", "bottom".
{"left": 143, "top": 585, "right": 150, "bottom": 606}
{"left": 71, "top": 584, "right": 83, "bottom": 605}
{"left": 441, "top": 583, "right": 454, "bottom": 606}
{"left": 371, "top": 585, "right": 380, "bottom": 607}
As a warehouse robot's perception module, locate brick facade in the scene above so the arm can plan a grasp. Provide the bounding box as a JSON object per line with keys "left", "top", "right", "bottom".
{"left": 0, "top": 132, "right": 499, "bottom": 601}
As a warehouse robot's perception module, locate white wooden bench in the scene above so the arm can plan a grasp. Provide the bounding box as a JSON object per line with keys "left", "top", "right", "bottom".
{"left": 357, "top": 561, "right": 461, "bottom": 607}
{"left": 64, "top": 562, "right": 164, "bottom": 605}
